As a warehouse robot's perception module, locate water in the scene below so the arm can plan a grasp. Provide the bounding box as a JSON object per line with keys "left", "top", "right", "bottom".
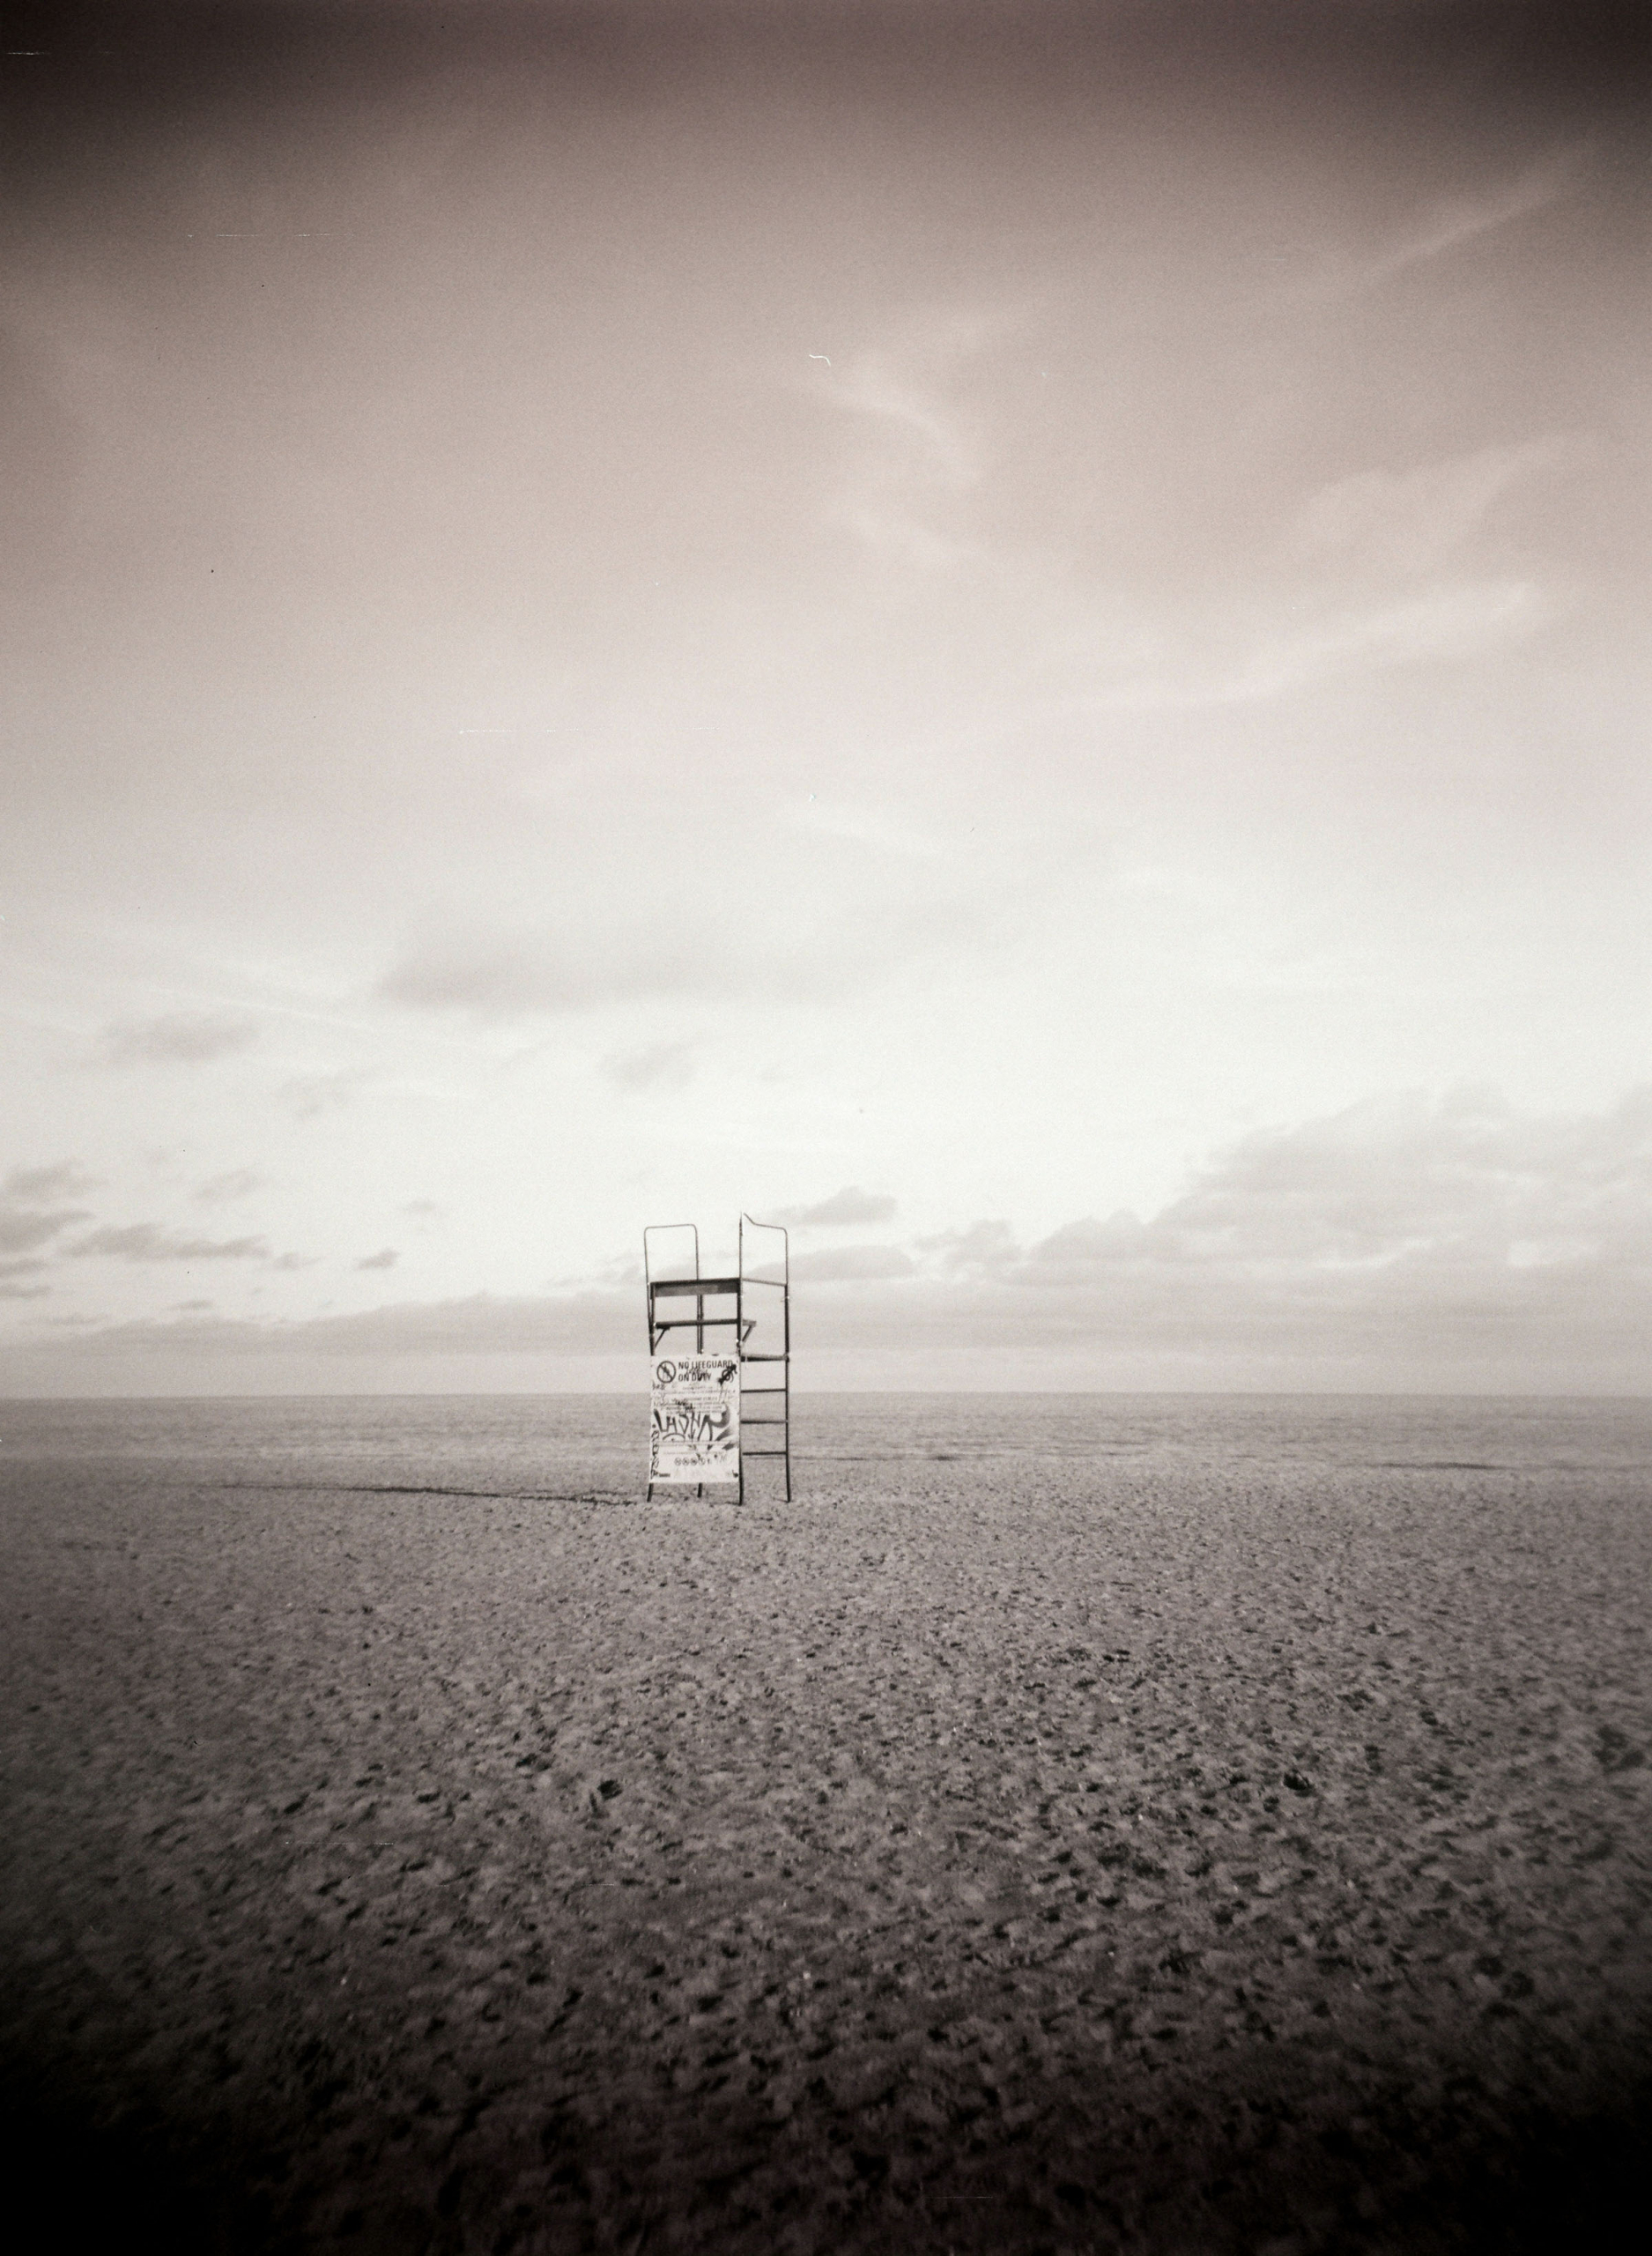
{"left": 2, "top": 1392, "right": 1648, "bottom": 1498}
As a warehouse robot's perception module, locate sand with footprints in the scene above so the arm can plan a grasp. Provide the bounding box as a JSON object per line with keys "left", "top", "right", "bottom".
{"left": 3, "top": 1395, "right": 1648, "bottom": 2251}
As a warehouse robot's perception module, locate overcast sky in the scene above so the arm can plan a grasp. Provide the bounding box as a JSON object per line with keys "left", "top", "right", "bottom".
{"left": 3, "top": 1, "right": 1648, "bottom": 1393}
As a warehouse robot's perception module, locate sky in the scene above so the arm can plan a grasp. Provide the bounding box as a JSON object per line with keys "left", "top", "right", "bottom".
{"left": 2, "top": 0, "right": 1648, "bottom": 1394}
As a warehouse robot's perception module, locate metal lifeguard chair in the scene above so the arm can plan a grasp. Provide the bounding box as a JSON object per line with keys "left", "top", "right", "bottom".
{"left": 644, "top": 1216, "right": 790, "bottom": 1502}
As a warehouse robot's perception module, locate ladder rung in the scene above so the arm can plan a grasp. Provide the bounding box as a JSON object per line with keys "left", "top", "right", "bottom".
{"left": 742, "top": 1448, "right": 788, "bottom": 1458}
{"left": 739, "top": 1353, "right": 788, "bottom": 1362}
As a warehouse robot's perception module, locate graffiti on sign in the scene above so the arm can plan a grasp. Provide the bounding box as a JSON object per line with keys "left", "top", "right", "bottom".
{"left": 649, "top": 1354, "right": 740, "bottom": 1482}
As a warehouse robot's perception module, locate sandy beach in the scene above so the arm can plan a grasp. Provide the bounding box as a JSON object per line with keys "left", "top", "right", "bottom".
{"left": 3, "top": 1396, "right": 1648, "bottom": 2252}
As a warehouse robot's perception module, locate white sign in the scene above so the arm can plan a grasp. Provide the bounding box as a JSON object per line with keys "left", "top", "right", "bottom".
{"left": 649, "top": 1354, "right": 740, "bottom": 1483}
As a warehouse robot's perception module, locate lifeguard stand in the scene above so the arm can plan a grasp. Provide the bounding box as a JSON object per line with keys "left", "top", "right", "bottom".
{"left": 644, "top": 1215, "right": 790, "bottom": 1502}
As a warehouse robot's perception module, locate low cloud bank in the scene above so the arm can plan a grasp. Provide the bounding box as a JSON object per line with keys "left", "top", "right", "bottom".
{"left": 4, "top": 1090, "right": 1648, "bottom": 1393}
{"left": 870, "top": 1087, "right": 1652, "bottom": 1381}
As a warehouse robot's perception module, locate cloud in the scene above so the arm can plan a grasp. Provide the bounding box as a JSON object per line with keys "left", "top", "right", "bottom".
{"left": 1092, "top": 573, "right": 1550, "bottom": 716}
{"left": 813, "top": 311, "right": 1014, "bottom": 575}
{"left": 774, "top": 1186, "right": 898, "bottom": 1228}
{"left": 402, "top": 1199, "right": 442, "bottom": 1218}
{"left": 1239, "top": 584, "right": 1548, "bottom": 700}
{"left": 758, "top": 1087, "right": 1652, "bottom": 1377}
{"left": 832, "top": 347, "right": 978, "bottom": 489}
{"left": 279, "top": 1070, "right": 372, "bottom": 1119}
{"left": 67, "top": 1224, "right": 271, "bottom": 1262}
{"left": 381, "top": 923, "right": 722, "bottom": 1014}
{"left": 922, "top": 1087, "right": 1652, "bottom": 1287}
{"left": 379, "top": 882, "right": 998, "bottom": 1019}
{"left": 377, "top": 783, "right": 1026, "bottom": 1026}
{"left": 194, "top": 1168, "right": 265, "bottom": 1204}
{"left": 17, "top": 1091, "right": 1649, "bottom": 1389}
{"left": 789, "top": 1244, "right": 915, "bottom": 1283}
{"left": 604, "top": 1041, "right": 696, "bottom": 1093}
{"left": 1373, "top": 147, "right": 1581, "bottom": 280}
{"left": 4, "top": 1161, "right": 100, "bottom": 1202}
{"left": 0, "top": 1161, "right": 96, "bottom": 1257}
{"left": 0, "top": 1281, "right": 50, "bottom": 1300}
{"left": 1078, "top": 428, "right": 1579, "bottom": 717}
{"left": 355, "top": 1247, "right": 399, "bottom": 1271}
{"left": 819, "top": 1087, "right": 1652, "bottom": 1376}
{"left": 915, "top": 1218, "right": 1020, "bottom": 1273}
{"left": 0, "top": 1258, "right": 48, "bottom": 1280}
{"left": 1138, "top": 1087, "right": 1652, "bottom": 1270}
{"left": 99, "top": 1012, "right": 259, "bottom": 1066}
{"left": 1, "top": 1211, "right": 83, "bottom": 1255}
{"left": 1019, "top": 1213, "right": 1158, "bottom": 1276}
{"left": 1293, "top": 438, "right": 1574, "bottom": 580}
